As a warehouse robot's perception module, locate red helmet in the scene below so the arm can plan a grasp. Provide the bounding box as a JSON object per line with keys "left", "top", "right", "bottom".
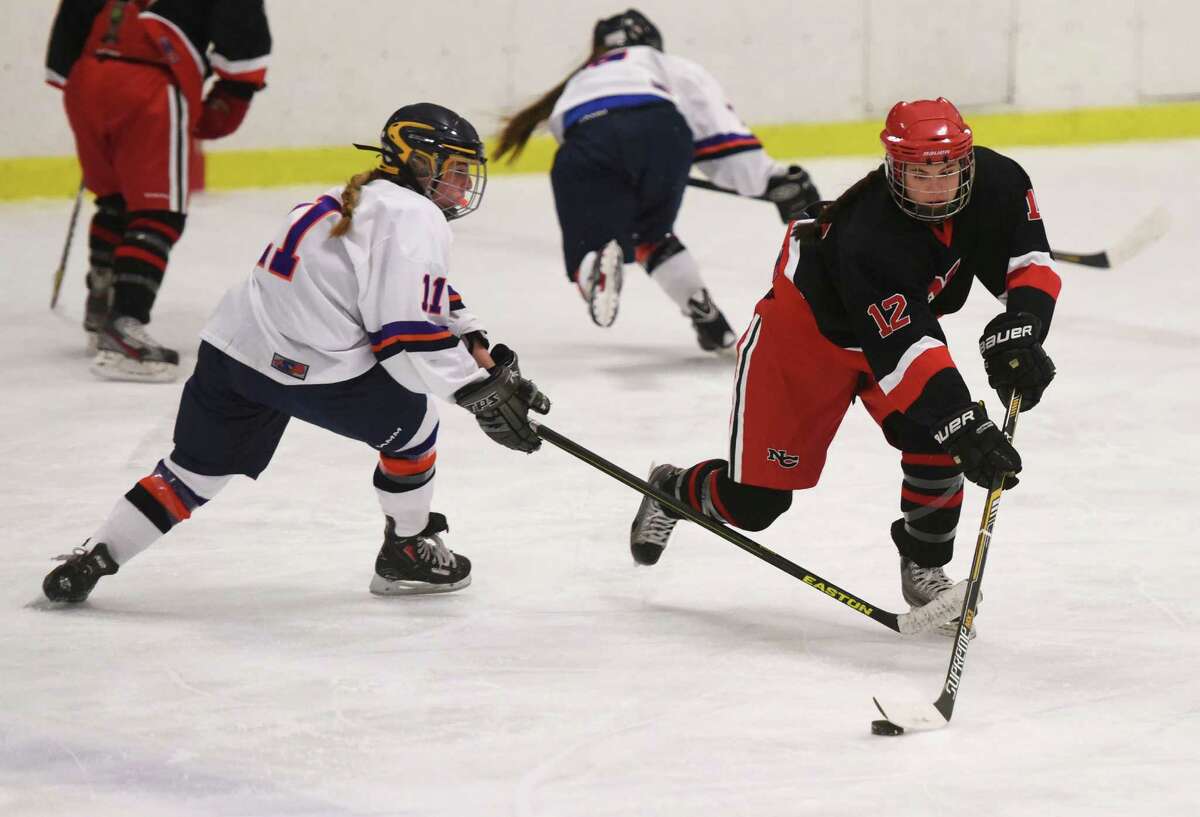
{"left": 879, "top": 97, "right": 974, "bottom": 221}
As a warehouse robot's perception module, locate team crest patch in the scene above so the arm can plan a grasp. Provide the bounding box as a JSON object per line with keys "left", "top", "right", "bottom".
{"left": 271, "top": 353, "right": 309, "bottom": 380}
{"left": 767, "top": 448, "right": 800, "bottom": 469}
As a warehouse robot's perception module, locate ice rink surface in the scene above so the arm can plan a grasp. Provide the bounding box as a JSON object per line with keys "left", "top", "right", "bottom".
{"left": 2, "top": 141, "right": 1199, "bottom": 816}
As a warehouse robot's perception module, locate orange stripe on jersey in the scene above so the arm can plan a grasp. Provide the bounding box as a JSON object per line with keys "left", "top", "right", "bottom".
{"left": 379, "top": 450, "right": 437, "bottom": 477}
{"left": 901, "top": 452, "right": 958, "bottom": 467}
{"left": 370, "top": 330, "right": 455, "bottom": 353}
{"left": 137, "top": 474, "right": 192, "bottom": 523}
{"left": 901, "top": 486, "right": 963, "bottom": 508}
{"left": 886, "top": 346, "right": 957, "bottom": 412}
{"left": 694, "top": 138, "right": 761, "bottom": 159}
{"left": 1007, "top": 263, "right": 1062, "bottom": 300}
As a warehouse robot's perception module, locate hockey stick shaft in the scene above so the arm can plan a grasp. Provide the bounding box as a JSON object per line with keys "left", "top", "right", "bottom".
{"left": 50, "top": 182, "right": 85, "bottom": 310}
{"left": 686, "top": 177, "right": 1165, "bottom": 269}
{"left": 931, "top": 390, "right": 1022, "bottom": 722}
{"left": 534, "top": 421, "right": 919, "bottom": 633}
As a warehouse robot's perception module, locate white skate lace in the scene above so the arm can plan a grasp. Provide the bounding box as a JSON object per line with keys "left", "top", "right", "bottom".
{"left": 112, "top": 316, "right": 164, "bottom": 350}
{"left": 908, "top": 564, "right": 954, "bottom": 598}
{"left": 51, "top": 540, "right": 92, "bottom": 563}
{"left": 637, "top": 504, "right": 677, "bottom": 546}
{"left": 416, "top": 533, "right": 456, "bottom": 569}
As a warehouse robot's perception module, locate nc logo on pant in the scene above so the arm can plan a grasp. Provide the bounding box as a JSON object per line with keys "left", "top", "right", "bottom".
{"left": 767, "top": 448, "right": 800, "bottom": 469}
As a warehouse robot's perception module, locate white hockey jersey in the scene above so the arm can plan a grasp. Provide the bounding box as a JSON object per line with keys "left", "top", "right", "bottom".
{"left": 200, "top": 180, "right": 488, "bottom": 401}
{"left": 547, "top": 45, "right": 784, "bottom": 197}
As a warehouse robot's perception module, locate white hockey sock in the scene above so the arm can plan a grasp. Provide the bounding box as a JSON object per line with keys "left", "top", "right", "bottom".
{"left": 647, "top": 247, "right": 706, "bottom": 311}
{"left": 96, "top": 456, "right": 233, "bottom": 565}
{"left": 377, "top": 477, "right": 436, "bottom": 536}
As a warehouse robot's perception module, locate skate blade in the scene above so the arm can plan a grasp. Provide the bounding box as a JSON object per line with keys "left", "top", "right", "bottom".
{"left": 91, "top": 351, "right": 179, "bottom": 383}
{"left": 587, "top": 242, "right": 624, "bottom": 328}
{"left": 369, "top": 574, "right": 472, "bottom": 596}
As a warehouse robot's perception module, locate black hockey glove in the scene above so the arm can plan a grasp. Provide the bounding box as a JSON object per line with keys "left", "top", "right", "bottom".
{"left": 764, "top": 165, "right": 821, "bottom": 223}
{"left": 932, "top": 403, "right": 1022, "bottom": 490}
{"left": 454, "top": 344, "right": 551, "bottom": 453}
{"left": 978, "top": 311, "right": 1056, "bottom": 411}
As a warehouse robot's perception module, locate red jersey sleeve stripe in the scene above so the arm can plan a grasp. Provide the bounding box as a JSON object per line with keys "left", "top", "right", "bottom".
{"left": 1006, "top": 262, "right": 1062, "bottom": 300}
{"left": 881, "top": 344, "right": 957, "bottom": 413}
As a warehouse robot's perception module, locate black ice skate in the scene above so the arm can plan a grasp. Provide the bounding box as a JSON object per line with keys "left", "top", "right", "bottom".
{"left": 900, "top": 556, "right": 974, "bottom": 638}
{"left": 43, "top": 542, "right": 119, "bottom": 603}
{"left": 581, "top": 239, "right": 624, "bottom": 328}
{"left": 370, "top": 512, "right": 472, "bottom": 596}
{"left": 685, "top": 289, "right": 736, "bottom": 352}
{"left": 91, "top": 315, "right": 180, "bottom": 383}
{"left": 630, "top": 463, "right": 685, "bottom": 565}
{"left": 83, "top": 268, "right": 113, "bottom": 351}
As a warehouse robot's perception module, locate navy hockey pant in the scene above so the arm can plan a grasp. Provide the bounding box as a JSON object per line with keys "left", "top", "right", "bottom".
{"left": 170, "top": 342, "right": 435, "bottom": 479}
{"left": 550, "top": 102, "right": 692, "bottom": 277}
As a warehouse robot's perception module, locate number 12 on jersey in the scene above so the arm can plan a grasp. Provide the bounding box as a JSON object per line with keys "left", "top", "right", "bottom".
{"left": 867, "top": 294, "right": 911, "bottom": 338}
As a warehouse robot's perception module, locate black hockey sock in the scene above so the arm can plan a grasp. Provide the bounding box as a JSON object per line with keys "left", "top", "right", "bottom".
{"left": 88, "top": 194, "right": 127, "bottom": 278}
{"left": 112, "top": 210, "right": 186, "bottom": 323}
{"left": 670, "top": 459, "right": 791, "bottom": 532}
{"left": 891, "top": 453, "right": 964, "bottom": 567}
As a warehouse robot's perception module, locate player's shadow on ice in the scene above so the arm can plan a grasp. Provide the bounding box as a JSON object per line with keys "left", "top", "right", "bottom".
{"left": 564, "top": 341, "right": 735, "bottom": 378}
{"left": 639, "top": 599, "right": 948, "bottom": 674}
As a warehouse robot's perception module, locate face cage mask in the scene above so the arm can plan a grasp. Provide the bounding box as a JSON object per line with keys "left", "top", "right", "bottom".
{"left": 410, "top": 152, "right": 487, "bottom": 221}
{"left": 884, "top": 152, "right": 975, "bottom": 222}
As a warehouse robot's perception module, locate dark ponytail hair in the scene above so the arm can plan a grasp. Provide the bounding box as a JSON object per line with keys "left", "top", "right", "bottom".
{"left": 791, "top": 166, "right": 886, "bottom": 243}
{"left": 494, "top": 47, "right": 605, "bottom": 163}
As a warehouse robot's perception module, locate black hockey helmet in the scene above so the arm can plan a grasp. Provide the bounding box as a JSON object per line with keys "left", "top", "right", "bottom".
{"left": 354, "top": 103, "right": 487, "bottom": 220}
{"left": 593, "top": 9, "right": 662, "bottom": 52}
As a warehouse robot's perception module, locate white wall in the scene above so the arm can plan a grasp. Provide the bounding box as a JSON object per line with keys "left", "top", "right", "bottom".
{"left": 5, "top": 0, "right": 1199, "bottom": 158}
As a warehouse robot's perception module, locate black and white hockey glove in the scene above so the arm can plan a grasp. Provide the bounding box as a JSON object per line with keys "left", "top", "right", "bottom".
{"left": 454, "top": 344, "right": 550, "bottom": 454}
{"left": 764, "top": 165, "right": 821, "bottom": 223}
{"left": 979, "top": 311, "right": 1056, "bottom": 411}
{"left": 932, "top": 403, "right": 1022, "bottom": 490}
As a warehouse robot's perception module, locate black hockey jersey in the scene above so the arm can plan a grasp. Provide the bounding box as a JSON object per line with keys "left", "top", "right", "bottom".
{"left": 45, "top": 0, "right": 270, "bottom": 108}
{"left": 778, "top": 146, "right": 1062, "bottom": 429}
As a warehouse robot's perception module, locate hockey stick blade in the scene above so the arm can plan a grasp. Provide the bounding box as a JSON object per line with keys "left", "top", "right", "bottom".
{"left": 894, "top": 580, "right": 968, "bottom": 636}
{"left": 872, "top": 697, "right": 948, "bottom": 734}
{"left": 1051, "top": 206, "right": 1170, "bottom": 269}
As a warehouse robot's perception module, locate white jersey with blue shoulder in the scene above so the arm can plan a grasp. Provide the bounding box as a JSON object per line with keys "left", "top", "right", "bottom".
{"left": 200, "top": 179, "right": 488, "bottom": 400}
{"left": 547, "top": 45, "right": 784, "bottom": 196}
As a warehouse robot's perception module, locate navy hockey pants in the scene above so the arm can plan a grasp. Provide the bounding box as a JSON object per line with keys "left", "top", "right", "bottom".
{"left": 550, "top": 102, "right": 693, "bottom": 277}
{"left": 169, "top": 342, "right": 433, "bottom": 479}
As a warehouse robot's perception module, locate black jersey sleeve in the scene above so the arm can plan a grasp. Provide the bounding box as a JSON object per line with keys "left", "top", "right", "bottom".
{"left": 209, "top": 0, "right": 271, "bottom": 86}
{"left": 45, "top": 0, "right": 105, "bottom": 88}
{"left": 985, "top": 152, "right": 1062, "bottom": 341}
{"left": 839, "top": 238, "right": 973, "bottom": 429}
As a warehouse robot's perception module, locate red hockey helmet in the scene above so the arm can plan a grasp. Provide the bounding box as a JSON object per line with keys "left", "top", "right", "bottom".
{"left": 879, "top": 98, "right": 974, "bottom": 221}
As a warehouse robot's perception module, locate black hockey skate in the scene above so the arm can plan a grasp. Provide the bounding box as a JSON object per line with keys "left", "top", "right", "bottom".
{"left": 370, "top": 512, "right": 472, "bottom": 596}
{"left": 685, "top": 289, "right": 736, "bottom": 352}
{"left": 92, "top": 315, "right": 180, "bottom": 383}
{"left": 900, "top": 556, "right": 975, "bottom": 638}
{"left": 43, "top": 542, "right": 119, "bottom": 603}
{"left": 630, "top": 463, "right": 685, "bottom": 565}
{"left": 83, "top": 268, "right": 113, "bottom": 351}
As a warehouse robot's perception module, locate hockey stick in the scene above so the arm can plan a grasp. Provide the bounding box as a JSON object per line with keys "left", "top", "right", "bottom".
{"left": 870, "top": 389, "right": 1022, "bottom": 735}
{"left": 50, "top": 182, "right": 85, "bottom": 310}
{"left": 531, "top": 421, "right": 966, "bottom": 635}
{"left": 687, "top": 177, "right": 1170, "bottom": 269}
{"left": 1048, "top": 206, "right": 1170, "bottom": 269}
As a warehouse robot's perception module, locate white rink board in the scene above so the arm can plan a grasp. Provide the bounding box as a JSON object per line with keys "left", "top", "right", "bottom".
{"left": 1, "top": 140, "right": 1199, "bottom": 816}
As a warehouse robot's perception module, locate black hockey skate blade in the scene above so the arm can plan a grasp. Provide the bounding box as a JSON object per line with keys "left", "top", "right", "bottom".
{"left": 871, "top": 719, "right": 905, "bottom": 737}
